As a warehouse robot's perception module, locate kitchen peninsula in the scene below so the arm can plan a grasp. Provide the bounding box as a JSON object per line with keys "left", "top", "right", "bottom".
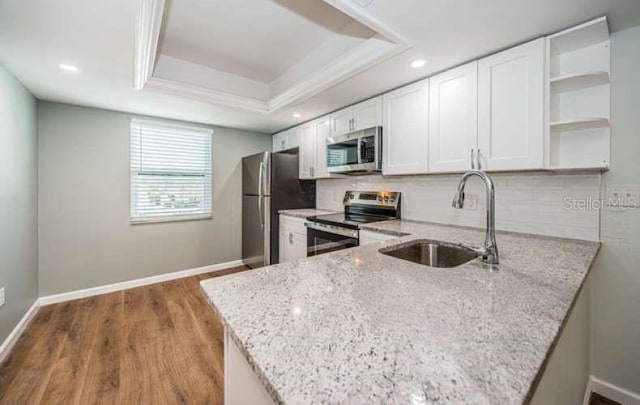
{"left": 201, "top": 219, "right": 599, "bottom": 404}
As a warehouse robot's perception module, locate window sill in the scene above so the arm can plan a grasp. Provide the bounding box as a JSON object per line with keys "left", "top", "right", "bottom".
{"left": 130, "top": 213, "right": 212, "bottom": 225}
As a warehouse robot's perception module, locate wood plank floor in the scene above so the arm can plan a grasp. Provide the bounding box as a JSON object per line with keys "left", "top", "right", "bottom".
{"left": 0, "top": 266, "right": 249, "bottom": 405}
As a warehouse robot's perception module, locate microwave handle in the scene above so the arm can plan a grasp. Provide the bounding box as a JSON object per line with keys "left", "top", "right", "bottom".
{"left": 357, "top": 137, "right": 362, "bottom": 165}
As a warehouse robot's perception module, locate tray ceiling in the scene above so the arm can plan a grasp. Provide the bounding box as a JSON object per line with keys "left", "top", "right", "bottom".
{"left": 3, "top": 0, "right": 639, "bottom": 133}
{"left": 161, "top": 0, "right": 360, "bottom": 82}
{"left": 136, "top": 0, "right": 407, "bottom": 113}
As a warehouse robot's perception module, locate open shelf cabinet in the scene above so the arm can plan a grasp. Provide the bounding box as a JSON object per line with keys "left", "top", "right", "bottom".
{"left": 546, "top": 16, "right": 610, "bottom": 170}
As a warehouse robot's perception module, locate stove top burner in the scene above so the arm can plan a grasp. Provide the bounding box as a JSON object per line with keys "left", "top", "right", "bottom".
{"left": 306, "top": 212, "right": 395, "bottom": 230}
{"left": 307, "top": 191, "right": 400, "bottom": 230}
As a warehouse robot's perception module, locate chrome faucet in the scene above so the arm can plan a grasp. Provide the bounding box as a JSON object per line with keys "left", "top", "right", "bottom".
{"left": 452, "top": 170, "right": 499, "bottom": 265}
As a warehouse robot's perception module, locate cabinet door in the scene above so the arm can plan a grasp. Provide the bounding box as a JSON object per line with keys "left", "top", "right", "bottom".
{"left": 382, "top": 79, "right": 430, "bottom": 175}
{"left": 353, "top": 96, "right": 382, "bottom": 130}
{"left": 286, "top": 128, "right": 300, "bottom": 150}
{"left": 313, "top": 118, "right": 331, "bottom": 178}
{"left": 272, "top": 132, "right": 287, "bottom": 152}
{"left": 330, "top": 106, "right": 353, "bottom": 137}
{"left": 429, "top": 61, "right": 479, "bottom": 173}
{"left": 279, "top": 217, "right": 308, "bottom": 263}
{"left": 298, "top": 123, "right": 315, "bottom": 179}
{"left": 478, "top": 38, "right": 545, "bottom": 170}
{"left": 288, "top": 230, "right": 307, "bottom": 261}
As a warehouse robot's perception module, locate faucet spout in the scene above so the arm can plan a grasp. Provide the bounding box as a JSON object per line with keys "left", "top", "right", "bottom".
{"left": 452, "top": 169, "right": 499, "bottom": 265}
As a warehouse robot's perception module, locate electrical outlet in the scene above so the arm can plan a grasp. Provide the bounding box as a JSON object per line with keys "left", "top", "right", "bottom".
{"left": 464, "top": 193, "right": 478, "bottom": 210}
{"left": 606, "top": 185, "right": 640, "bottom": 209}
{"left": 622, "top": 187, "right": 640, "bottom": 208}
{"left": 0, "top": 287, "right": 5, "bottom": 308}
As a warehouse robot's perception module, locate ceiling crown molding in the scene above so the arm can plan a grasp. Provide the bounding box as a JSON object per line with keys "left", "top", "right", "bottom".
{"left": 133, "top": 0, "right": 412, "bottom": 113}
{"left": 134, "top": 0, "right": 165, "bottom": 90}
{"left": 145, "top": 77, "right": 269, "bottom": 113}
{"left": 322, "top": 0, "right": 411, "bottom": 46}
{"left": 268, "top": 37, "right": 404, "bottom": 112}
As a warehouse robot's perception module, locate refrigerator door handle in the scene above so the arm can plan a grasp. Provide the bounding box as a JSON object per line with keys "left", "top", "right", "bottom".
{"left": 258, "top": 161, "right": 265, "bottom": 229}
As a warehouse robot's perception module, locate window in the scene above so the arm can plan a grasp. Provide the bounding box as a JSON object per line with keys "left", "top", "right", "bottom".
{"left": 130, "top": 119, "right": 213, "bottom": 223}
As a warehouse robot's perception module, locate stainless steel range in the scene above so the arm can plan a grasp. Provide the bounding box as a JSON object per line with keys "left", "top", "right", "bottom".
{"left": 305, "top": 191, "right": 401, "bottom": 257}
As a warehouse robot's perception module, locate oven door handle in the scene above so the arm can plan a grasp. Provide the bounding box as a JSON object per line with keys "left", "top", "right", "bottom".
{"left": 304, "top": 222, "right": 359, "bottom": 239}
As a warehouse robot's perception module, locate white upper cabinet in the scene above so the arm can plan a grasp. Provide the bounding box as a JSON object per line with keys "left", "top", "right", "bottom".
{"left": 272, "top": 131, "right": 287, "bottom": 152}
{"left": 330, "top": 97, "right": 382, "bottom": 137}
{"left": 287, "top": 128, "right": 300, "bottom": 150}
{"left": 272, "top": 128, "right": 299, "bottom": 152}
{"left": 382, "top": 79, "right": 430, "bottom": 175}
{"left": 429, "top": 61, "right": 479, "bottom": 173}
{"left": 353, "top": 97, "right": 383, "bottom": 131}
{"left": 330, "top": 107, "right": 354, "bottom": 138}
{"left": 298, "top": 117, "right": 334, "bottom": 179}
{"left": 477, "top": 38, "right": 545, "bottom": 171}
{"left": 546, "top": 17, "right": 611, "bottom": 170}
{"left": 298, "top": 123, "right": 315, "bottom": 179}
{"left": 313, "top": 118, "right": 331, "bottom": 178}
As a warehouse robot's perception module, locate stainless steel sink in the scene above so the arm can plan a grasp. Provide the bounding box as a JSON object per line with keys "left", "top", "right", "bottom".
{"left": 379, "top": 239, "right": 479, "bottom": 268}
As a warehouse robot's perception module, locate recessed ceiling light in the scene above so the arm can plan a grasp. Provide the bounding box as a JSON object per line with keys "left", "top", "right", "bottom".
{"left": 410, "top": 59, "right": 426, "bottom": 68}
{"left": 292, "top": 113, "right": 301, "bottom": 118}
{"left": 58, "top": 63, "right": 79, "bottom": 73}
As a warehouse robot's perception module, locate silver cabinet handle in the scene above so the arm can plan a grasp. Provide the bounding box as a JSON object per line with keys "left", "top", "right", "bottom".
{"left": 470, "top": 149, "right": 476, "bottom": 170}
{"left": 477, "top": 148, "right": 482, "bottom": 170}
{"left": 289, "top": 232, "right": 293, "bottom": 244}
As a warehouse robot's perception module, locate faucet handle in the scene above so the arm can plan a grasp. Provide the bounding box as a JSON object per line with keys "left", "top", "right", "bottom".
{"left": 470, "top": 149, "right": 475, "bottom": 170}
{"left": 477, "top": 148, "right": 482, "bottom": 170}
{"left": 452, "top": 190, "right": 465, "bottom": 209}
{"left": 459, "top": 243, "right": 486, "bottom": 255}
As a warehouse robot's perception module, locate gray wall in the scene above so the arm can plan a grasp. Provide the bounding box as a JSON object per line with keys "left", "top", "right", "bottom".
{"left": 0, "top": 65, "right": 39, "bottom": 342}
{"left": 590, "top": 24, "right": 640, "bottom": 394}
{"left": 38, "top": 102, "right": 271, "bottom": 296}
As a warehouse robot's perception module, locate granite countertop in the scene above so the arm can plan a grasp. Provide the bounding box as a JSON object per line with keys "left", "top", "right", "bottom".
{"left": 278, "top": 208, "right": 338, "bottom": 218}
{"left": 200, "top": 220, "right": 600, "bottom": 404}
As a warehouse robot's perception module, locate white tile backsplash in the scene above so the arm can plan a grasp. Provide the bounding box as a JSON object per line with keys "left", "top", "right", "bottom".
{"left": 316, "top": 172, "right": 602, "bottom": 241}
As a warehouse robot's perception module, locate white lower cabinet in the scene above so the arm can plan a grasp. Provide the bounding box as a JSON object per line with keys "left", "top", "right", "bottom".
{"left": 279, "top": 215, "right": 307, "bottom": 263}
{"left": 359, "top": 230, "right": 399, "bottom": 246}
{"left": 224, "top": 328, "right": 275, "bottom": 405}
{"left": 382, "top": 79, "right": 430, "bottom": 175}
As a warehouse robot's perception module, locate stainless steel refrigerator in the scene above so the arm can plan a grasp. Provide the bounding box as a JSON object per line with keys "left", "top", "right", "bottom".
{"left": 242, "top": 151, "right": 315, "bottom": 268}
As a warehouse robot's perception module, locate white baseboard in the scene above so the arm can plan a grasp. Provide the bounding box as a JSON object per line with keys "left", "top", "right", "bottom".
{"left": 586, "top": 376, "right": 640, "bottom": 405}
{"left": 0, "top": 260, "right": 244, "bottom": 366}
{"left": 0, "top": 300, "right": 40, "bottom": 364}
{"left": 38, "top": 259, "right": 244, "bottom": 306}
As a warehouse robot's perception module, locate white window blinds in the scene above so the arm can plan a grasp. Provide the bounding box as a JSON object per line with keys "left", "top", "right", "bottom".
{"left": 130, "top": 119, "right": 213, "bottom": 223}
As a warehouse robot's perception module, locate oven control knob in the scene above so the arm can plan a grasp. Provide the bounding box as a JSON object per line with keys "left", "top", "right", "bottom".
{"left": 349, "top": 193, "right": 355, "bottom": 199}
{"left": 384, "top": 196, "right": 389, "bottom": 202}
{"left": 389, "top": 196, "right": 395, "bottom": 203}
{"left": 377, "top": 196, "right": 383, "bottom": 202}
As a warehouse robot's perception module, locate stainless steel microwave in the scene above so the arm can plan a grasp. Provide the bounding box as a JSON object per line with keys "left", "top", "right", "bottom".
{"left": 326, "top": 126, "right": 382, "bottom": 173}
